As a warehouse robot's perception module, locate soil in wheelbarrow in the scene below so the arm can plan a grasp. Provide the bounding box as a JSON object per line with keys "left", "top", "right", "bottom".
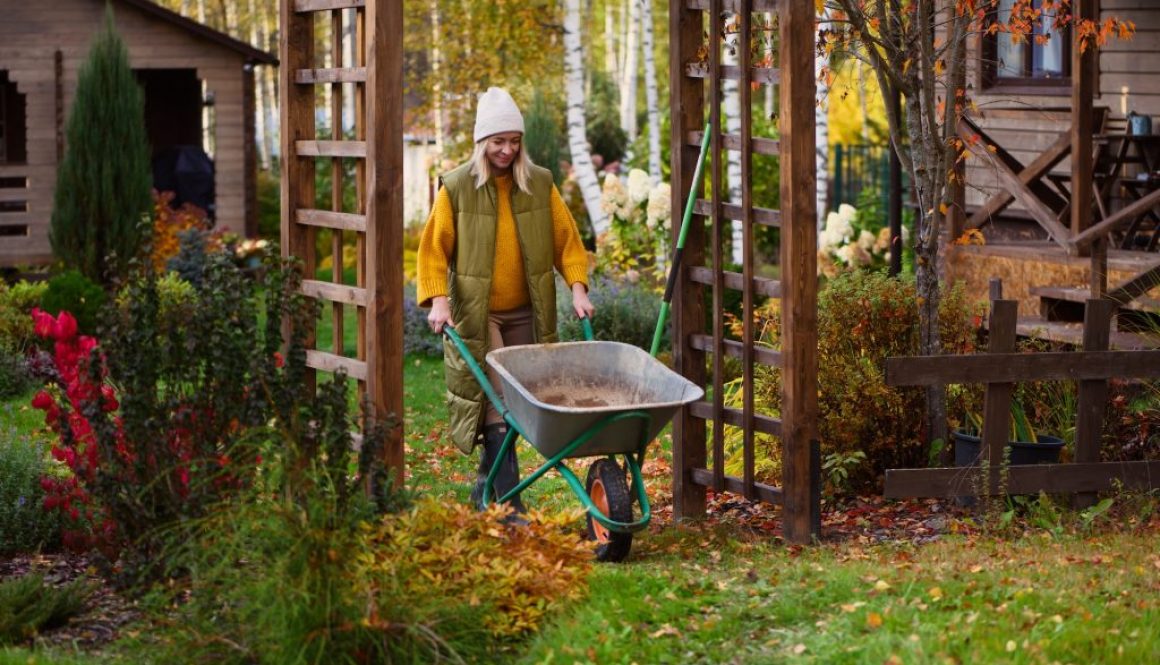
{"left": 528, "top": 377, "right": 644, "bottom": 410}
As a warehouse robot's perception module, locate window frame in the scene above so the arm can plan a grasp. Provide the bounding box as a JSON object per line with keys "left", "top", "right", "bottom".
{"left": 980, "top": 1, "right": 1075, "bottom": 96}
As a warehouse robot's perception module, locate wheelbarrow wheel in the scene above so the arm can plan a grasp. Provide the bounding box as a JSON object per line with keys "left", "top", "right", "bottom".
{"left": 585, "top": 458, "right": 633, "bottom": 563}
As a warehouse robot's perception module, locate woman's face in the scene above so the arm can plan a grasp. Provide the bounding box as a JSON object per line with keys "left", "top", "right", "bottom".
{"left": 485, "top": 132, "right": 522, "bottom": 172}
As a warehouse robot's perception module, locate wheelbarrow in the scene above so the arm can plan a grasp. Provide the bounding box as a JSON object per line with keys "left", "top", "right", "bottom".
{"left": 443, "top": 320, "right": 703, "bottom": 562}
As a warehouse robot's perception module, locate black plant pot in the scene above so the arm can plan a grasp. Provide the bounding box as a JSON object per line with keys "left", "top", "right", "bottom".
{"left": 952, "top": 429, "right": 1064, "bottom": 466}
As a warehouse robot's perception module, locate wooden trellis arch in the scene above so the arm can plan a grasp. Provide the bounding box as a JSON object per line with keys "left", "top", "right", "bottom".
{"left": 670, "top": 0, "right": 820, "bottom": 543}
{"left": 279, "top": 0, "right": 404, "bottom": 479}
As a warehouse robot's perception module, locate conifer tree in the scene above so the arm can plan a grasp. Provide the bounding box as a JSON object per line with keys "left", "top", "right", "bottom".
{"left": 51, "top": 4, "right": 152, "bottom": 285}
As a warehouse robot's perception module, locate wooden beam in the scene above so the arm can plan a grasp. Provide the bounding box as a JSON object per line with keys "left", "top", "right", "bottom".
{"left": 690, "top": 468, "right": 783, "bottom": 504}
{"left": 885, "top": 349, "right": 1160, "bottom": 385}
{"left": 779, "top": 0, "right": 819, "bottom": 544}
{"left": 671, "top": 0, "right": 709, "bottom": 520}
{"left": 1107, "top": 262, "right": 1160, "bottom": 305}
{"left": 1071, "top": 188, "right": 1160, "bottom": 250}
{"left": 693, "top": 199, "right": 780, "bottom": 226}
{"left": 960, "top": 123, "right": 1073, "bottom": 248}
{"left": 305, "top": 350, "right": 367, "bottom": 380}
{"left": 687, "top": 130, "right": 779, "bottom": 156}
{"left": 981, "top": 301, "right": 1017, "bottom": 494}
{"left": 295, "top": 67, "right": 368, "bottom": 84}
{"left": 296, "top": 140, "right": 368, "bottom": 158}
{"left": 687, "top": 266, "right": 781, "bottom": 297}
{"left": 296, "top": 209, "right": 368, "bottom": 232}
{"left": 294, "top": 0, "right": 364, "bottom": 12}
{"left": 965, "top": 130, "right": 1071, "bottom": 229}
{"left": 364, "top": 0, "right": 406, "bottom": 483}
{"left": 684, "top": 62, "right": 778, "bottom": 86}
{"left": 689, "top": 334, "right": 781, "bottom": 367}
{"left": 1071, "top": 0, "right": 1096, "bottom": 242}
{"left": 300, "top": 279, "right": 368, "bottom": 306}
{"left": 688, "top": 401, "right": 782, "bottom": 436}
{"left": 885, "top": 461, "right": 1160, "bottom": 498}
{"left": 1074, "top": 299, "right": 1111, "bottom": 508}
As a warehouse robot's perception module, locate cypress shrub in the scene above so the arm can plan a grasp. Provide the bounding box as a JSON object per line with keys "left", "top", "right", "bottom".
{"left": 50, "top": 5, "right": 152, "bottom": 285}
{"left": 524, "top": 89, "right": 563, "bottom": 185}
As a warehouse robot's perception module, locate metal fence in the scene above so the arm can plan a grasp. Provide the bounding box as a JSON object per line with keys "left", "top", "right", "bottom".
{"left": 829, "top": 143, "right": 910, "bottom": 214}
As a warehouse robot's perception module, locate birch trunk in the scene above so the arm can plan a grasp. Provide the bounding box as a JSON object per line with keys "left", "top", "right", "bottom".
{"left": 430, "top": 0, "right": 445, "bottom": 156}
{"left": 641, "top": 0, "right": 661, "bottom": 181}
{"left": 815, "top": 8, "right": 830, "bottom": 227}
{"left": 722, "top": 16, "right": 743, "bottom": 265}
{"left": 619, "top": 0, "right": 640, "bottom": 142}
{"left": 565, "top": 0, "right": 608, "bottom": 235}
{"left": 245, "top": 0, "right": 268, "bottom": 170}
{"left": 196, "top": 0, "right": 205, "bottom": 24}
{"left": 260, "top": 2, "right": 278, "bottom": 161}
{"left": 604, "top": 1, "right": 618, "bottom": 84}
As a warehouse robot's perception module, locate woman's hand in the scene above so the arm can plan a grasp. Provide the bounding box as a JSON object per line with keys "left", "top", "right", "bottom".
{"left": 571, "top": 282, "right": 595, "bottom": 319}
{"left": 428, "top": 296, "right": 455, "bottom": 333}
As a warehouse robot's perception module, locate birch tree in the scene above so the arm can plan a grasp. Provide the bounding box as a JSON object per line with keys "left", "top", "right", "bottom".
{"left": 640, "top": 0, "right": 661, "bottom": 181}
{"left": 815, "top": 5, "right": 831, "bottom": 228}
{"left": 564, "top": 0, "right": 608, "bottom": 235}
{"left": 723, "top": 14, "right": 743, "bottom": 265}
{"left": 619, "top": 0, "right": 640, "bottom": 143}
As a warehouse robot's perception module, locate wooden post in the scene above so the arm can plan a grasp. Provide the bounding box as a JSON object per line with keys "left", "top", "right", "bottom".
{"left": 1071, "top": 0, "right": 1095, "bottom": 251}
{"left": 363, "top": 0, "right": 405, "bottom": 482}
{"left": 279, "top": 0, "right": 317, "bottom": 393}
{"left": 779, "top": 0, "right": 819, "bottom": 544}
{"left": 982, "top": 300, "right": 1018, "bottom": 495}
{"left": 671, "top": 0, "right": 707, "bottom": 519}
{"left": 709, "top": 0, "right": 725, "bottom": 495}
{"left": 1074, "top": 298, "right": 1112, "bottom": 508}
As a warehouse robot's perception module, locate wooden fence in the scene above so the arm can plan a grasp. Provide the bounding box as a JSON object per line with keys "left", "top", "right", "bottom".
{"left": 884, "top": 280, "right": 1160, "bottom": 501}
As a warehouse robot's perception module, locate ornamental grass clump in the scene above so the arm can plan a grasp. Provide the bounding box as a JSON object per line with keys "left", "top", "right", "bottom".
{"left": 0, "top": 574, "right": 91, "bottom": 646}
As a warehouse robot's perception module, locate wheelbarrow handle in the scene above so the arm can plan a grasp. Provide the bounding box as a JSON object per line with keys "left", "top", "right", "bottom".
{"left": 441, "top": 324, "right": 508, "bottom": 418}
{"left": 578, "top": 315, "right": 595, "bottom": 341}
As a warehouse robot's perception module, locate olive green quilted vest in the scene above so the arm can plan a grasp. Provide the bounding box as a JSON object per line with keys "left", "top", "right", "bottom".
{"left": 440, "top": 162, "right": 558, "bottom": 452}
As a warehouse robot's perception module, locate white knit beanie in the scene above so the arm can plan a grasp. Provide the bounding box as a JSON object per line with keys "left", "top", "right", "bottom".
{"left": 473, "top": 87, "right": 524, "bottom": 143}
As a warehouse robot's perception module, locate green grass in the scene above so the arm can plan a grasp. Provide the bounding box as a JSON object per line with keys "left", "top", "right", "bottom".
{"left": 515, "top": 527, "right": 1160, "bottom": 664}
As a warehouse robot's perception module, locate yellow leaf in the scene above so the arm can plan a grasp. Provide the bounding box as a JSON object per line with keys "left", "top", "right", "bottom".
{"left": 874, "top": 579, "right": 891, "bottom": 592}
{"left": 792, "top": 644, "right": 807, "bottom": 655}
{"left": 866, "top": 612, "right": 884, "bottom": 629}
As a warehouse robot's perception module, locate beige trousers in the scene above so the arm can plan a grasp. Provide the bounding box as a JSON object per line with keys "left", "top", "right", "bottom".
{"left": 483, "top": 305, "right": 535, "bottom": 426}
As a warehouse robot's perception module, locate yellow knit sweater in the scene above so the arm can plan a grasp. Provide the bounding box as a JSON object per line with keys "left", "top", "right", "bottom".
{"left": 417, "top": 175, "right": 589, "bottom": 311}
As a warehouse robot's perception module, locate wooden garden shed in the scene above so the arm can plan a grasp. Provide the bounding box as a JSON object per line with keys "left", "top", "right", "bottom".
{"left": 947, "top": 1, "right": 1160, "bottom": 345}
{"left": 0, "top": 0, "right": 276, "bottom": 268}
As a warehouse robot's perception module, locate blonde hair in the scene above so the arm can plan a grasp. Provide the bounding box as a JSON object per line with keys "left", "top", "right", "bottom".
{"left": 470, "top": 138, "right": 534, "bottom": 193}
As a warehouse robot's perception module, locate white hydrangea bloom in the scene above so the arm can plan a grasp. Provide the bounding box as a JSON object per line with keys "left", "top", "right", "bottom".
{"left": 826, "top": 212, "right": 853, "bottom": 243}
{"left": 834, "top": 243, "right": 858, "bottom": 266}
{"left": 857, "top": 229, "right": 876, "bottom": 252}
{"left": 601, "top": 173, "right": 629, "bottom": 218}
{"left": 627, "top": 169, "right": 652, "bottom": 205}
{"left": 818, "top": 226, "right": 843, "bottom": 252}
{"left": 837, "top": 203, "right": 857, "bottom": 223}
{"left": 646, "top": 183, "right": 672, "bottom": 229}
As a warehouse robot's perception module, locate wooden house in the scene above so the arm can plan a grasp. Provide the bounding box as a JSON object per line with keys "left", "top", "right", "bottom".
{"left": 947, "top": 0, "right": 1160, "bottom": 348}
{"left": 0, "top": 0, "right": 276, "bottom": 268}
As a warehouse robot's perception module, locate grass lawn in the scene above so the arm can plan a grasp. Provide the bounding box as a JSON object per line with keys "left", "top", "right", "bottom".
{"left": 3, "top": 354, "right": 1158, "bottom": 664}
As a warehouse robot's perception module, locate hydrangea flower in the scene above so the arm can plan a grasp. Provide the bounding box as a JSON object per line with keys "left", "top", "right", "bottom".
{"left": 646, "top": 183, "right": 672, "bottom": 229}
{"left": 627, "top": 169, "right": 652, "bottom": 205}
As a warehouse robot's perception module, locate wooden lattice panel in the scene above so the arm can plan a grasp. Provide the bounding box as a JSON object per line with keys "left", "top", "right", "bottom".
{"left": 670, "top": 0, "right": 819, "bottom": 542}
{"left": 279, "top": 0, "right": 404, "bottom": 478}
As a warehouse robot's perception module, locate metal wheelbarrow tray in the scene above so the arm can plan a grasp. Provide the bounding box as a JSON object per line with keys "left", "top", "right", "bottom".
{"left": 487, "top": 341, "right": 704, "bottom": 459}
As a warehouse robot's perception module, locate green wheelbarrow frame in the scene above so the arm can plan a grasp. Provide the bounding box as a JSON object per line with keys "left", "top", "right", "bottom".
{"left": 444, "top": 320, "right": 653, "bottom": 534}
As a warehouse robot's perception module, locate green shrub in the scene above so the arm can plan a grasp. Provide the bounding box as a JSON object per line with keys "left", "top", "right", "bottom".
{"left": 0, "top": 281, "right": 48, "bottom": 352}
{"left": 0, "top": 574, "right": 89, "bottom": 646}
{"left": 39, "top": 271, "right": 105, "bottom": 337}
{"left": 742, "top": 271, "right": 983, "bottom": 492}
{"left": 557, "top": 275, "right": 664, "bottom": 351}
{"left": 524, "top": 89, "right": 564, "bottom": 185}
{"left": 0, "top": 429, "right": 62, "bottom": 555}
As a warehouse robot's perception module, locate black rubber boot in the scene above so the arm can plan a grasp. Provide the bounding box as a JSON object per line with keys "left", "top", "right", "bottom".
{"left": 469, "top": 424, "right": 528, "bottom": 514}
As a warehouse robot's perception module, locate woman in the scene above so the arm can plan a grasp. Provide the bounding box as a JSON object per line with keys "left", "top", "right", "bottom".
{"left": 417, "top": 87, "right": 594, "bottom": 512}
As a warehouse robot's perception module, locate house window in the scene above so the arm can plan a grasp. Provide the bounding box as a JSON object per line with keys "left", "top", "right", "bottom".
{"left": 0, "top": 71, "right": 28, "bottom": 164}
{"left": 983, "top": 0, "right": 1071, "bottom": 91}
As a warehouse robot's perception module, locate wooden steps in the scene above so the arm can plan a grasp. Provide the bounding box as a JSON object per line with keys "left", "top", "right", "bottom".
{"left": 1015, "top": 316, "right": 1158, "bottom": 350}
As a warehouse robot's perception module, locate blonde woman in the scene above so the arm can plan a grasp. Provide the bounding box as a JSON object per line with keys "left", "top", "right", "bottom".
{"left": 417, "top": 87, "right": 594, "bottom": 512}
